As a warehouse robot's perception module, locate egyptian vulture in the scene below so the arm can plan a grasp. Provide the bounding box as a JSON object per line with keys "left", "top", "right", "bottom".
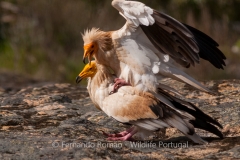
{"left": 76, "top": 61, "right": 223, "bottom": 143}
{"left": 81, "top": 0, "right": 226, "bottom": 95}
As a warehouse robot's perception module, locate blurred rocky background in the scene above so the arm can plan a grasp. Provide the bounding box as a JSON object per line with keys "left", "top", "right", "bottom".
{"left": 1, "top": 0, "right": 240, "bottom": 83}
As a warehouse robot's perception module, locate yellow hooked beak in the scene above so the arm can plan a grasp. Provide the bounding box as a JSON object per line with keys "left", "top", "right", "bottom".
{"left": 76, "top": 61, "right": 97, "bottom": 84}
{"left": 83, "top": 42, "right": 98, "bottom": 64}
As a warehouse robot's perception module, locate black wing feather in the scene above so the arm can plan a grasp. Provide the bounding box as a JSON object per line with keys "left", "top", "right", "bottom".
{"left": 140, "top": 10, "right": 226, "bottom": 69}
{"left": 157, "top": 88, "right": 223, "bottom": 138}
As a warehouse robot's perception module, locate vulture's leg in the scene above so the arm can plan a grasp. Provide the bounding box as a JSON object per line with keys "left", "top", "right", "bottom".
{"left": 106, "top": 127, "right": 138, "bottom": 141}
{"left": 101, "top": 127, "right": 135, "bottom": 138}
{"left": 110, "top": 78, "right": 131, "bottom": 94}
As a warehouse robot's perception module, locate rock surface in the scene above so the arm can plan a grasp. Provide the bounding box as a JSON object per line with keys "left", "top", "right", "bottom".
{"left": 0, "top": 72, "right": 240, "bottom": 160}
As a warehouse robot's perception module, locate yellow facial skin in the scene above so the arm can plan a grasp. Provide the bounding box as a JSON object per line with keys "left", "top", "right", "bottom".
{"left": 76, "top": 61, "right": 97, "bottom": 83}
{"left": 83, "top": 42, "right": 98, "bottom": 64}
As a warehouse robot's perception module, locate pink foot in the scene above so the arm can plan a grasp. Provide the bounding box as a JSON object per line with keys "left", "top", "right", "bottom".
{"left": 107, "top": 136, "right": 135, "bottom": 141}
{"left": 110, "top": 78, "right": 131, "bottom": 94}
{"left": 101, "top": 127, "right": 135, "bottom": 138}
{"left": 102, "top": 127, "right": 138, "bottom": 141}
{"left": 107, "top": 128, "right": 138, "bottom": 141}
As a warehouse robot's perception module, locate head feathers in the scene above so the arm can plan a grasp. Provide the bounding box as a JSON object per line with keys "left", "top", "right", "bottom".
{"left": 82, "top": 28, "right": 113, "bottom": 52}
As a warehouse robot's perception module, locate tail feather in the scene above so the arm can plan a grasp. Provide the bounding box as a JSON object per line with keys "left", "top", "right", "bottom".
{"left": 190, "top": 119, "right": 224, "bottom": 139}
{"left": 156, "top": 63, "right": 213, "bottom": 93}
{"left": 186, "top": 133, "right": 208, "bottom": 144}
{"left": 157, "top": 83, "right": 182, "bottom": 96}
{"left": 160, "top": 112, "right": 207, "bottom": 144}
{"left": 156, "top": 89, "right": 223, "bottom": 138}
{"left": 134, "top": 88, "right": 223, "bottom": 143}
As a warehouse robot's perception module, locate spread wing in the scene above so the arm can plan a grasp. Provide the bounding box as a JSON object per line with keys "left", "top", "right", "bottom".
{"left": 112, "top": 0, "right": 226, "bottom": 69}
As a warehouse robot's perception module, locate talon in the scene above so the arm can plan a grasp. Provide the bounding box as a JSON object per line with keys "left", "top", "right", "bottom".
{"left": 100, "top": 127, "right": 137, "bottom": 139}
{"left": 109, "top": 91, "right": 114, "bottom": 95}
{"left": 101, "top": 127, "right": 137, "bottom": 141}
{"left": 107, "top": 137, "right": 136, "bottom": 141}
{"left": 106, "top": 130, "right": 137, "bottom": 141}
{"left": 100, "top": 130, "right": 123, "bottom": 138}
{"left": 110, "top": 78, "right": 131, "bottom": 93}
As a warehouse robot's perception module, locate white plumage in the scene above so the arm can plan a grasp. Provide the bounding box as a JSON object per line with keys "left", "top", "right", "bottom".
{"left": 79, "top": 0, "right": 225, "bottom": 143}
{"left": 76, "top": 61, "right": 223, "bottom": 143}
{"left": 82, "top": 0, "right": 225, "bottom": 96}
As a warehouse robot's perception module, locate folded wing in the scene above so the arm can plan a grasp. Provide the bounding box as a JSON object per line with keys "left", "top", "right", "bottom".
{"left": 102, "top": 86, "right": 223, "bottom": 144}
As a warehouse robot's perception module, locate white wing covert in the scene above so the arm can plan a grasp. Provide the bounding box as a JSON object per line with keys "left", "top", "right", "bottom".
{"left": 111, "top": 0, "right": 213, "bottom": 93}
{"left": 112, "top": 0, "right": 225, "bottom": 70}
{"left": 112, "top": 0, "right": 155, "bottom": 27}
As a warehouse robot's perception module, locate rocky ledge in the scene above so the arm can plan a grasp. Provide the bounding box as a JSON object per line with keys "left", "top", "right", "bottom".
{"left": 0, "top": 72, "right": 240, "bottom": 159}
